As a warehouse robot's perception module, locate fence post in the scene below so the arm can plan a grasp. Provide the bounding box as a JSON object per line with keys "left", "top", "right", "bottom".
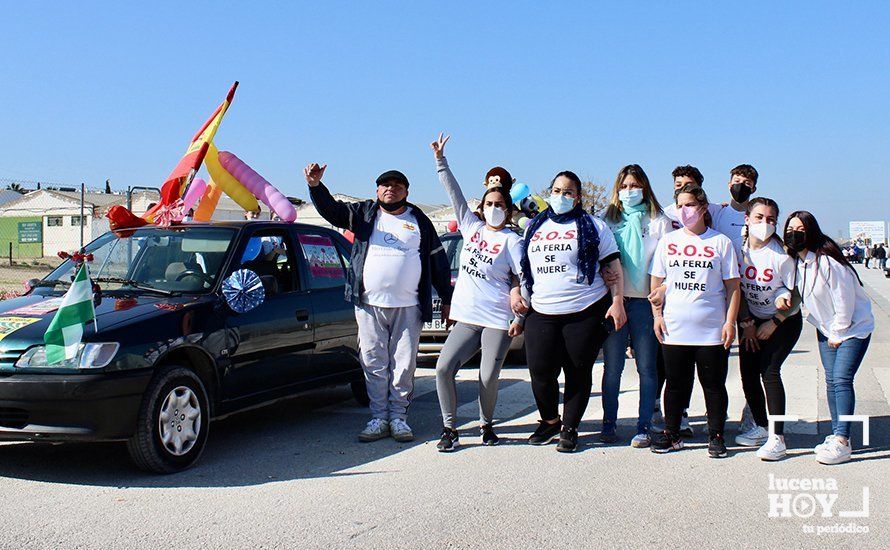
{"left": 8, "top": 242, "right": 11, "bottom": 267}
{"left": 80, "top": 182, "right": 85, "bottom": 251}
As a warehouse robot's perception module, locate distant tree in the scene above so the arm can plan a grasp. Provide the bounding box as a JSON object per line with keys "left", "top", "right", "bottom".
{"left": 104, "top": 179, "right": 112, "bottom": 193}
{"left": 6, "top": 182, "right": 24, "bottom": 194}
{"left": 538, "top": 177, "right": 608, "bottom": 214}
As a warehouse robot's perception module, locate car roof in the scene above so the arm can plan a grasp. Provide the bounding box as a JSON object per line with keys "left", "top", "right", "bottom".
{"left": 138, "top": 221, "right": 337, "bottom": 231}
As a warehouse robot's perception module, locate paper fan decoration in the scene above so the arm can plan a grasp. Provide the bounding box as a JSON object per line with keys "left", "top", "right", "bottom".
{"left": 222, "top": 269, "right": 265, "bottom": 313}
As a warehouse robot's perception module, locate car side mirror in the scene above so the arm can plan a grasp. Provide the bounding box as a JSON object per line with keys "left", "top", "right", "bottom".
{"left": 221, "top": 269, "right": 265, "bottom": 313}
{"left": 24, "top": 278, "right": 40, "bottom": 293}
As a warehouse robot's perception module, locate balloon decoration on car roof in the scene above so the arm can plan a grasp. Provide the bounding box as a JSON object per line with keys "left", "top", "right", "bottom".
{"left": 106, "top": 82, "right": 298, "bottom": 229}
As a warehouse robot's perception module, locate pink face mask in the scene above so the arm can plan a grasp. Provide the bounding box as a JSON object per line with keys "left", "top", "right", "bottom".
{"left": 678, "top": 205, "right": 702, "bottom": 228}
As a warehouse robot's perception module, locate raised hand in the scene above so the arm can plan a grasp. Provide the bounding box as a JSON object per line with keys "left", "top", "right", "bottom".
{"left": 303, "top": 163, "right": 327, "bottom": 187}
{"left": 430, "top": 132, "right": 450, "bottom": 159}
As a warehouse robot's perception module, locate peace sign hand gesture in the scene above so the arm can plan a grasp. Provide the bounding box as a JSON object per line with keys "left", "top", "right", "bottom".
{"left": 303, "top": 163, "right": 327, "bottom": 187}
{"left": 430, "top": 132, "right": 450, "bottom": 159}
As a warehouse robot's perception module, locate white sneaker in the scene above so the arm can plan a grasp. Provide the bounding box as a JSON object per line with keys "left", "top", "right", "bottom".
{"left": 816, "top": 438, "right": 852, "bottom": 465}
{"left": 390, "top": 418, "right": 414, "bottom": 442}
{"left": 739, "top": 404, "right": 755, "bottom": 433}
{"left": 736, "top": 425, "right": 769, "bottom": 447}
{"left": 814, "top": 435, "right": 835, "bottom": 452}
{"left": 631, "top": 432, "right": 651, "bottom": 448}
{"left": 756, "top": 434, "right": 787, "bottom": 461}
{"left": 359, "top": 418, "right": 390, "bottom": 442}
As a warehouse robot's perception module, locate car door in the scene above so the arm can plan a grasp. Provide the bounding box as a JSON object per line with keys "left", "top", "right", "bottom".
{"left": 222, "top": 227, "right": 315, "bottom": 400}
{"left": 292, "top": 228, "right": 357, "bottom": 380}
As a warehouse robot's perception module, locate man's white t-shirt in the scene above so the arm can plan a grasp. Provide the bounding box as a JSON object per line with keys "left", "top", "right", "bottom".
{"left": 713, "top": 205, "right": 746, "bottom": 255}
{"left": 525, "top": 215, "right": 619, "bottom": 315}
{"left": 738, "top": 238, "right": 795, "bottom": 319}
{"left": 650, "top": 228, "right": 740, "bottom": 345}
{"left": 450, "top": 210, "right": 523, "bottom": 330}
{"left": 362, "top": 209, "right": 422, "bottom": 308}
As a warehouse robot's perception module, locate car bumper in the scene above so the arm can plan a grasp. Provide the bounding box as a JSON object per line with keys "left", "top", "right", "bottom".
{"left": 0, "top": 370, "right": 153, "bottom": 442}
{"left": 418, "top": 328, "right": 524, "bottom": 359}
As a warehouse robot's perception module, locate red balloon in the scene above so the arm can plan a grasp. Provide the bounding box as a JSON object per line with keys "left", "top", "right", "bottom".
{"left": 343, "top": 230, "right": 355, "bottom": 243}
{"left": 447, "top": 220, "right": 458, "bottom": 232}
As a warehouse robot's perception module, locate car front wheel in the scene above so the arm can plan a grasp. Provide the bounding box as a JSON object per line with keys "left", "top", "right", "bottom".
{"left": 127, "top": 366, "right": 210, "bottom": 474}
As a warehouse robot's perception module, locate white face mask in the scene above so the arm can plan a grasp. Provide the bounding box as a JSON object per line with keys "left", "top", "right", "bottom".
{"left": 748, "top": 222, "right": 776, "bottom": 242}
{"left": 484, "top": 205, "right": 507, "bottom": 227}
{"left": 618, "top": 188, "right": 644, "bottom": 207}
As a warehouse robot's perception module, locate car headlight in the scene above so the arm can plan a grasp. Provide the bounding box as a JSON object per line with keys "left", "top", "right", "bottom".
{"left": 15, "top": 343, "right": 120, "bottom": 369}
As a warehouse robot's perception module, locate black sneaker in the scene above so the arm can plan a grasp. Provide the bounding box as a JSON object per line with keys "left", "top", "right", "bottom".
{"left": 528, "top": 420, "right": 561, "bottom": 445}
{"left": 599, "top": 420, "right": 618, "bottom": 443}
{"left": 651, "top": 431, "right": 684, "bottom": 454}
{"left": 679, "top": 411, "right": 694, "bottom": 438}
{"left": 436, "top": 427, "right": 459, "bottom": 452}
{"left": 556, "top": 427, "right": 578, "bottom": 453}
{"left": 481, "top": 424, "right": 500, "bottom": 446}
{"left": 708, "top": 434, "right": 728, "bottom": 458}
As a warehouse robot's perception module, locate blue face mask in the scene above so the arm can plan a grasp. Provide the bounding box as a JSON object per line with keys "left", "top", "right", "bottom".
{"left": 548, "top": 193, "right": 576, "bottom": 215}
{"left": 619, "top": 188, "right": 644, "bottom": 208}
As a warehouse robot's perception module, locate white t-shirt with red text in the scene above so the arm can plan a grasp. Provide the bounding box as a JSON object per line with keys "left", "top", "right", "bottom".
{"left": 525, "top": 215, "right": 619, "bottom": 315}
{"left": 738, "top": 238, "right": 795, "bottom": 319}
{"left": 650, "top": 228, "right": 740, "bottom": 345}
{"left": 450, "top": 210, "right": 523, "bottom": 330}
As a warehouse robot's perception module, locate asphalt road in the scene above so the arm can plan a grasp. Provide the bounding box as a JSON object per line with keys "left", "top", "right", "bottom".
{"left": 1, "top": 267, "right": 888, "bottom": 549}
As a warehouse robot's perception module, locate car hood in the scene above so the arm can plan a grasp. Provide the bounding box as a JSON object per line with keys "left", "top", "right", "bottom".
{"left": 0, "top": 292, "right": 208, "bottom": 351}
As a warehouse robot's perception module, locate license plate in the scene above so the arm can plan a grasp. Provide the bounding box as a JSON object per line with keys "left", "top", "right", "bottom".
{"left": 424, "top": 318, "right": 446, "bottom": 331}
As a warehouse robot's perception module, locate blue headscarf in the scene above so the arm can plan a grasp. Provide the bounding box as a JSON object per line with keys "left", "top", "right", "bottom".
{"left": 520, "top": 204, "right": 600, "bottom": 295}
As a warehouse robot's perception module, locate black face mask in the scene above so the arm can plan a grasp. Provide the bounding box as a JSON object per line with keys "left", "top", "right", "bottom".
{"left": 785, "top": 230, "right": 807, "bottom": 252}
{"left": 378, "top": 198, "right": 407, "bottom": 212}
{"left": 730, "top": 183, "right": 753, "bottom": 203}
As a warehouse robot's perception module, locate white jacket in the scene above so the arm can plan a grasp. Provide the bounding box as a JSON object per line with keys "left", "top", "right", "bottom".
{"left": 796, "top": 252, "right": 874, "bottom": 341}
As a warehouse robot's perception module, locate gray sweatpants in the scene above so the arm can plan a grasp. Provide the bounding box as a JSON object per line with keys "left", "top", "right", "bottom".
{"left": 355, "top": 304, "right": 423, "bottom": 421}
{"left": 435, "top": 322, "right": 512, "bottom": 429}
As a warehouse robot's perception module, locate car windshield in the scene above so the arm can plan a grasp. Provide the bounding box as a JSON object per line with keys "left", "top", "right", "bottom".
{"left": 40, "top": 226, "right": 237, "bottom": 294}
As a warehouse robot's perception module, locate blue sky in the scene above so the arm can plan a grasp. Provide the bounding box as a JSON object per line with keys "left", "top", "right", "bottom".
{"left": 2, "top": 2, "right": 888, "bottom": 237}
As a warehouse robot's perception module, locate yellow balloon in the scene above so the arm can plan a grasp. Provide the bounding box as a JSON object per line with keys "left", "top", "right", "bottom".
{"left": 205, "top": 143, "right": 259, "bottom": 212}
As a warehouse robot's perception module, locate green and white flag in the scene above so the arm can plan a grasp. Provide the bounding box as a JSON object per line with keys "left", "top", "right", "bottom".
{"left": 43, "top": 264, "right": 95, "bottom": 364}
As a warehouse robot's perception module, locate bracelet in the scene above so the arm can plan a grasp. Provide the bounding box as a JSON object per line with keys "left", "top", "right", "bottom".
{"left": 771, "top": 316, "right": 783, "bottom": 326}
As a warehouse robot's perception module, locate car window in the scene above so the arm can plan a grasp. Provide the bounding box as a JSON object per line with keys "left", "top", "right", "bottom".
{"left": 237, "top": 230, "right": 296, "bottom": 293}
{"left": 296, "top": 232, "right": 347, "bottom": 289}
{"left": 442, "top": 235, "right": 463, "bottom": 277}
{"left": 44, "top": 227, "right": 236, "bottom": 293}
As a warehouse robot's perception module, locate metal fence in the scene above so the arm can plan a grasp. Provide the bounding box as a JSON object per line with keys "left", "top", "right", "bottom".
{"left": 0, "top": 185, "right": 160, "bottom": 294}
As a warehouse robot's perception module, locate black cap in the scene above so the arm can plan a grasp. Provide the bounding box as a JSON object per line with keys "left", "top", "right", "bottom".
{"left": 376, "top": 170, "right": 410, "bottom": 188}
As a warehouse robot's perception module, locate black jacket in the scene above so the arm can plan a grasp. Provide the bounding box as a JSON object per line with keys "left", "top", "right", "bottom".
{"left": 309, "top": 183, "right": 453, "bottom": 322}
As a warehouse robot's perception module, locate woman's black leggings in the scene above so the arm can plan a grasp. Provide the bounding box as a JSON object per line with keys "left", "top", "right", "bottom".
{"left": 738, "top": 312, "right": 803, "bottom": 435}
{"left": 524, "top": 296, "right": 611, "bottom": 430}
{"left": 662, "top": 344, "right": 729, "bottom": 437}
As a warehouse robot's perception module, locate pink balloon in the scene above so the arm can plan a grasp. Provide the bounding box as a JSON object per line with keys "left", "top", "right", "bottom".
{"left": 181, "top": 178, "right": 207, "bottom": 213}
{"left": 218, "top": 151, "right": 297, "bottom": 222}
{"left": 447, "top": 220, "right": 458, "bottom": 232}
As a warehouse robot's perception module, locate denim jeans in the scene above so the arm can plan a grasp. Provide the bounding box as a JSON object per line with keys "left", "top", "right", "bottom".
{"left": 816, "top": 331, "right": 871, "bottom": 438}
{"left": 601, "top": 297, "right": 659, "bottom": 433}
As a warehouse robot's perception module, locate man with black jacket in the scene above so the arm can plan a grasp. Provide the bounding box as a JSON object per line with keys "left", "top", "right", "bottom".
{"left": 304, "top": 162, "right": 453, "bottom": 442}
